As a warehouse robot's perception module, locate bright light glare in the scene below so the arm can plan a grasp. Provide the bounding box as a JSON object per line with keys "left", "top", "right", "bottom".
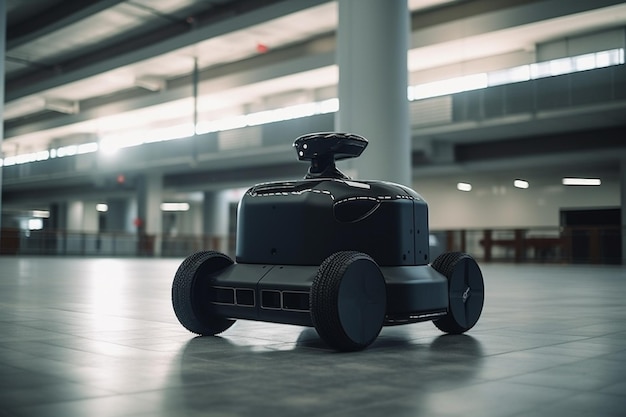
{"left": 196, "top": 100, "right": 338, "bottom": 135}
{"left": 1, "top": 150, "right": 50, "bottom": 166}
{"left": 77, "top": 142, "right": 99, "bottom": 154}
{"left": 56, "top": 145, "right": 77, "bottom": 157}
{"left": 32, "top": 210, "right": 50, "bottom": 218}
{"left": 514, "top": 179, "right": 529, "bottom": 189}
{"left": 318, "top": 98, "right": 339, "bottom": 114}
{"left": 96, "top": 204, "right": 109, "bottom": 212}
{"left": 100, "top": 124, "right": 194, "bottom": 154}
{"left": 574, "top": 53, "right": 596, "bottom": 71}
{"left": 562, "top": 178, "right": 601, "bottom": 186}
{"left": 28, "top": 218, "right": 44, "bottom": 230}
{"left": 160, "top": 202, "right": 190, "bottom": 211}
{"left": 2, "top": 49, "right": 623, "bottom": 168}
{"left": 549, "top": 57, "right": 572, "bottom": 76}
{"left": 457, "top": 182, "right": 472, "bottom": 192}
{"left": 412, "top": 73, "right": 488, "bottom": 100}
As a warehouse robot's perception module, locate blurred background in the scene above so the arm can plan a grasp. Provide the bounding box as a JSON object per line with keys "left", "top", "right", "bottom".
{"left": 1, "top": 0, "right": 625, "bottom": 264}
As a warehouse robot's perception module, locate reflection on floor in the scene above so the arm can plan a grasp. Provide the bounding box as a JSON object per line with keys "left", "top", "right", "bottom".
{"left": 0, "top": 257, "right": 625, "bottom": 417}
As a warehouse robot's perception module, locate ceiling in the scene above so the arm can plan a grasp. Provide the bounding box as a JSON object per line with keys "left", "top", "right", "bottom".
{"left": 3, "top": 0, "right": 626, "bottom": 182}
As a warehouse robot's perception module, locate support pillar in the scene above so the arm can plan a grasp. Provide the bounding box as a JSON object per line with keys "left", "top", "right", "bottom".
{"left": 49, "top": 202, "right": 68, "bottom": 231}
{"left": 203, "top": 190, "right": 230, "bottom": 254}
{"left": 335, "top": 0, "right": 411, "bottom": 186}
{"left": 66, "top": 201, "right": 85, "bottom": 232}
{"left": 0, "top": 1, "right": 6, "bottom": 236}
{"left": 105, "top": 198, "right": 133, "bottom": 232}
{"left": 82, "top": 202, "right": 99, "bottom": 233}
{"left": 621, "top": 160, "right": 626, "bottom": 265}
{"left": 137, "top": 173, "right": 163, "bottom": 256}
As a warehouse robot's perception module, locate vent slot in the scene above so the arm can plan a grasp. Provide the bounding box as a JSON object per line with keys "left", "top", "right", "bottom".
{"left": 283, "top": 291, "right": 310, "bottom": 312}
{"left": 211, "top": 287, "right": 234, "bottom": 305}
{"left": 261, "top": 290, "right": 281, "bottom": 309}
{"left": 261, "top": 290, "right": 309, "bottom": 312}
{"left": 236, "top": 289, "right": 255, "bottom": 306}
{"left": 211, "top": 287, "right": 255, "bottom": 307}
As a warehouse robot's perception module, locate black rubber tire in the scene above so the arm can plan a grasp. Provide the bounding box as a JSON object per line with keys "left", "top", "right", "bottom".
{"left": 310, "top": 251, "right": 387, "bottom": 351}
{"left": 172, "top": 251, "right": 236, "bottom": 335}
{"left": 431, "top": 252, "right": 485, "bottom": 334}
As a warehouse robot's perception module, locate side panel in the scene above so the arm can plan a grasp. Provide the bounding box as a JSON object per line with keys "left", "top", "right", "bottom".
{"left": 209, "top": 263, "right": 447, "bottom": 327}
{"left": 382, "top": 265, "right": 448, "bottom": 320}
{"left": 256, "top": 265, "right": 316, "bottom": 326}
{"left": 413, "top": 199, "right": 430, "bottom": 264}
{"left": 210, "top": 264, "right": 316, "bottom": 327}
{"left": 236, "top": 191, "right": 425, "bottom": 266}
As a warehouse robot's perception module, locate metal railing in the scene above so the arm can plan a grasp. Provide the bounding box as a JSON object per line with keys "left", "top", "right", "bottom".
{"left": 0, "top": 229, "right": 233, "bottom": 258}
{"left": 430, "top": 226, "right": 623, "bottom": 265}
{"left": 1, "top": 226, "right": 623, "bottom": 264}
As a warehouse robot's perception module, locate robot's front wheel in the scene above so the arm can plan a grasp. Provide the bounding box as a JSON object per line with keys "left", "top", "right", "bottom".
{"left": 172, "top": 251, "right": 236, "bottom": 336}
{"left": 310, "top": 251, "right": 387, "bottom": 351}
{"left": 431, "top": 252, "right": 485, "bottom": 334}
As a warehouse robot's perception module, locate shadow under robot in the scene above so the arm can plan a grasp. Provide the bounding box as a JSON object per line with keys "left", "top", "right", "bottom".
{"left": 172, "top": 132, "right": 485, "bottom": 351}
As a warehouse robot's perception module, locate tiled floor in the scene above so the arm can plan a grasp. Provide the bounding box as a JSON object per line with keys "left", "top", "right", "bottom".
{"left": 0, "top": 256, "right": 625, "bottom": 417}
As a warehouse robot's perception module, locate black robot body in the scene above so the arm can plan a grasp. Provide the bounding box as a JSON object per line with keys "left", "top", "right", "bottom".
{"left": 172, "top": 132, "right": 485, "bottom": 351}
{"left": 237, "top": 177, "right": 429, "bottom": 266}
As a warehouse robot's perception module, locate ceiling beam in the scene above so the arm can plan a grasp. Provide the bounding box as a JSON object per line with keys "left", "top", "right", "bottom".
{"left": 6, "top": 0, "right": 127, "bottom": 49}
{"left": 3, "top": 45, "right": 335, "bottom": 139}
{"left": 5, "top": 0, "right": 331, "bottom": 102}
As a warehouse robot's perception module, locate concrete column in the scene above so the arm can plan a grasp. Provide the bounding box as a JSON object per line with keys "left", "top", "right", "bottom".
{"left": 66, "top": 201, "right": 84, "bottom": 232}
{"left": 621, "top": 160, "right": 626, "bottom": 265}
{"left": 203, "top": 190, "right": 230, "bottom": 253}
{"left": 126, "top": 199, "right": 138, "bottom": 233}
{"left": 335, "top": 0, "right": 411, "bottom": 186}
{"left": 137, "top": 173, "right": 163, "bottom": 256}
{"left": 106, "top": 198, "right": 132, "bottom": 232}
{"left": 0, "top": 1, "right": 6, "bottom": 235}
{"left": 49, "top": 202, "right": 68, "bottom": 231}
{"left": 82, "top": 202, "right": 99, "bottom": 233}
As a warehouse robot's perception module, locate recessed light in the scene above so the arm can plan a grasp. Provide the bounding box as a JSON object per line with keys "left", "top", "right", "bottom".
{"left": 160, "top": 203, "right": 190, "bottom": 211}
{"left": 31, "top": 210, "right": 50, "bottom": 218}
{"left": 514, "top": 179, "right": 529, "bottom": 189}
{"left": 457, "top": 182, "right": 472, "bottom": 192}
{"left": 562, "top": 178, "right": 601, "bottom": 186}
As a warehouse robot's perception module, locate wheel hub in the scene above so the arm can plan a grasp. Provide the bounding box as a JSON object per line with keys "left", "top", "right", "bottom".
{"left": 462, "top": 286, "right": 471, "bottom": 303}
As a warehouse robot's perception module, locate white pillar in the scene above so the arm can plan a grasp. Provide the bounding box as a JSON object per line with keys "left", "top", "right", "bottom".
{"left": 335, "top": 0, "right": 411, "bottom": 186}
{"left": 82, "top": 202, "right": 99, "bottom": 233}
{"left": 203, "top": 190, "right": 230, "bottom": 253}
{"left": 0, "top": 1, "right": 6, "bottom": 235}
{"left": 66, "top": 201, "right": 84, "bottom": 232}
{"left": 137, "top": 173, "right": 163, "bottom": 256}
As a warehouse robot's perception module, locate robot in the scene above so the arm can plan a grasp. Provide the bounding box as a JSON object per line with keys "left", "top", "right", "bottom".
{"left": 172, "top": 132, "right": 484, "bottom": 351}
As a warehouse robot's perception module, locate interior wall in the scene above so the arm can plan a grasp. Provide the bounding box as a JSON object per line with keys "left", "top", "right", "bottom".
{"left": 418, "top": 176, "right": 620, "bottom": 230}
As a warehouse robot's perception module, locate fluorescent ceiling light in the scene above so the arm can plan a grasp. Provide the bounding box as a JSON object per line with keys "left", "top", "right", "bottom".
{"left": 96, "top": 204, "right": 108, "bottom": 212}
{"left": 514, "top": 179, "right": 529, "bottom": 189}
{"left": 457, "top": 182, "right": 472, "bottom": 192}
{"left": 160, "top": 202, "right": 190, "bottom": 212}
{"left": 562, "top": 178, "right": 601, "bottom": 186}
{"left": 32, "top": 210, "right": 50, "bottom": 218}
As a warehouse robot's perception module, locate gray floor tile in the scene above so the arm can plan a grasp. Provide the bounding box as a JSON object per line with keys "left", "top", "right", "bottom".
{"left": 1, "top": 257, "right": 625, "bottom": 416}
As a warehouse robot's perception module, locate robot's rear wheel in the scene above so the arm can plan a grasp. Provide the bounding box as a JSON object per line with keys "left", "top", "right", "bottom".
{"left": 172, "top": 251, "right": 236, "bottom": 336}
{"left": 431, "top": 252, "right": 484, "bottom": 334}
{"left": 310, "top": 251, "right": 387, "bottom": 351}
